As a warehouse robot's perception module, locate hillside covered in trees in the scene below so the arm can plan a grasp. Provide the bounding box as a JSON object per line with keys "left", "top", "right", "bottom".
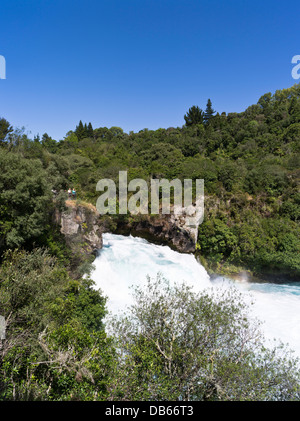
{"left": 0, "top": 83, "right": 300, "bottom": 401}
{"left": 1, "top": 83, "right": 299, "bottom": 279}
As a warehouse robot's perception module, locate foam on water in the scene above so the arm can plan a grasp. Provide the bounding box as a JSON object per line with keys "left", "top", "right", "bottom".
{"left": 92, "top": 233, "right": 211, "bottom": 314}
{"left": 91, "top": 233, "right": 300, "bottom": 357}
{"left": 212, "top": 275, "right": 300, "bottom": 357}
{"left": 245, "top": 281, "right": 300, "bottom": 356}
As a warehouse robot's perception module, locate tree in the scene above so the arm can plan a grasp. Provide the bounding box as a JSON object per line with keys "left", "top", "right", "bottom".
{"left": 33, "top": 134, "right": 40, "bottom": 143}
{"left": 0, "top": 118, "right": 13, "bottom": 144}
{"left": 75, "top": 120, "right": 85, "bottom": 141}
{"left": 184, "top": 106, "right": 204, "bottom": 126}
{"left": 109, "top": 126, "right": 124, "bottom": 137}
{"left": 75, "top": 121, "right": 94, "bottom": 140}
{"left": 63, "top": 131, "right": 79, "bottom": 148}
{"left": 87, "top": 122, "right": 94, "bottom": 138}
{"left": 0, "top": 150, "right": 52, "bottom": 253}
{"left": 41, "top": 133, "right": 57, "bottom": 153}
{"left": 0, "top": 248, "right": 113, "bottom": 401}
{"left": 109, "top": 275, "right": 300, "bottom": 401}
{"left": 258, "top": 92, "right": 272, "bottom": 110}
{"left": 204, "top": 99, "right": 216, "bottom": 124}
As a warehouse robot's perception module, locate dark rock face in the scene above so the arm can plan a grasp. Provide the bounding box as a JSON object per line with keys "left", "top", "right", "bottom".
{"left": 55, "top": 201, "right": 202, "bottom": 258}
{"left": 113, "top": 197, "right": 204, "bottom": 253}
{"left": 114, "top": 214, "right": 198, "bottom": 253}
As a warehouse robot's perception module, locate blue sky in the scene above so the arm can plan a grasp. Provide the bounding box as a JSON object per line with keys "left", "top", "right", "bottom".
{"left": 0, "top": 0, "right": 299, "bottom": 140}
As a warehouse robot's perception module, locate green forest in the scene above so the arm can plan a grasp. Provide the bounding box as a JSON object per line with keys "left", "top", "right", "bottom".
{"left": 0, "top": 83, "right": 300, "bottom": 400}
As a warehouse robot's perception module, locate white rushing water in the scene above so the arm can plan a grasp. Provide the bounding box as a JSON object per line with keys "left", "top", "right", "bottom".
{"left": 91, "top": 233, "right": 300, "bottom": 358}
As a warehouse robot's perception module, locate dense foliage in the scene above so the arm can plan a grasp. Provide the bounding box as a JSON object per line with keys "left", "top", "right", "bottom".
{"left": 0, "top": 151, "right": 52, "bottom": 252}
{"left": 108, "top": 275, "right": 300, "bottom": 401}
{"left": 0, "top": 83, "right": 299, "bottom": 400}
{"left": 1, "top": 258, "right": 300, "bottom": 401}
{"left": 0, "top": 248, "right": 111, "bottom": 400}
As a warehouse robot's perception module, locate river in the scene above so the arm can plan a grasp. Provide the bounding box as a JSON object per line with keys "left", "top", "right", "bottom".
{"left": 91, "top": 233, "right": 300, "bottom": 358}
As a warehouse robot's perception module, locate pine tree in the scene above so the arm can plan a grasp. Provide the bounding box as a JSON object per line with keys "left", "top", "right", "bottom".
{"left": 87, "top": 122, "right": 94, "bottom": 138}
{"left": 75, "top": 120, "right": 85, "bottom": 140}
{"left": 204, "top": 99, "right": 216, "bottom": 125}
{"left": 184, "top": 106, "right": 204, "bottom": 126}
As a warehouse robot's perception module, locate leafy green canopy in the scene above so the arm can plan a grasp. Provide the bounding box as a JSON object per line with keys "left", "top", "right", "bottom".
{"left": 0, "top": 150, "right": 52, "bottom": 253}
{"left": 0, "top": 248, "right": 111, "bottom": 401}
{"left": 0, "top": 118, "right": 13, "bottom": 143}
{"left": 109, "top": 275, "right": 300, "bottom": 401}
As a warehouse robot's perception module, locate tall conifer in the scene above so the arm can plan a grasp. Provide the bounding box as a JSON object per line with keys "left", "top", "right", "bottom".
{"left": 204, "top": 99, "right": 215, "bottom": 124}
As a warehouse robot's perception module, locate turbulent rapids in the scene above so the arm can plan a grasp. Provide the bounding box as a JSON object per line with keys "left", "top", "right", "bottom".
{"left": 91, "top": 233, "right": 300, "bottom": 358}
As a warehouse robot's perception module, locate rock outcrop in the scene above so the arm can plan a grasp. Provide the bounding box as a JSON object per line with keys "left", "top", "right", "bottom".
{"left": 115, "top": 208, "right": 203, "bottom": 253}
{"left": 115, "top": 215, "right": 195, "bottom": 252}
{"left": 115, "top": 196, "right": 204, "bottom": 253}
{"left": 54, "top": 201, "right": 103, "bottom": 267}
{"left": 55, "top": 198, "right": 203, "bottom": 259}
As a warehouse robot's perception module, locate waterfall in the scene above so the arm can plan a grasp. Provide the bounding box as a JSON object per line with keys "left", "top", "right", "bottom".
{"left": 91, "top": 233, "right": 300, "bottom": 358}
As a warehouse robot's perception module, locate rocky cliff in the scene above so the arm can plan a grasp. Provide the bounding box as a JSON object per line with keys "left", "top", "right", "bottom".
{"left": 55, "top": 199, "right": 203, "bottom": 263}
{"left": 114, "top": 214, "right": 196, "bottom": 252}
{"left": 114, "top": 203, "right": 204, "bottom": 253}
{"left": 60, "top": 201, "right": 102, "bottom": 251}
{"left": 54, "top": 201, "right": 103, "bottom": 274}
